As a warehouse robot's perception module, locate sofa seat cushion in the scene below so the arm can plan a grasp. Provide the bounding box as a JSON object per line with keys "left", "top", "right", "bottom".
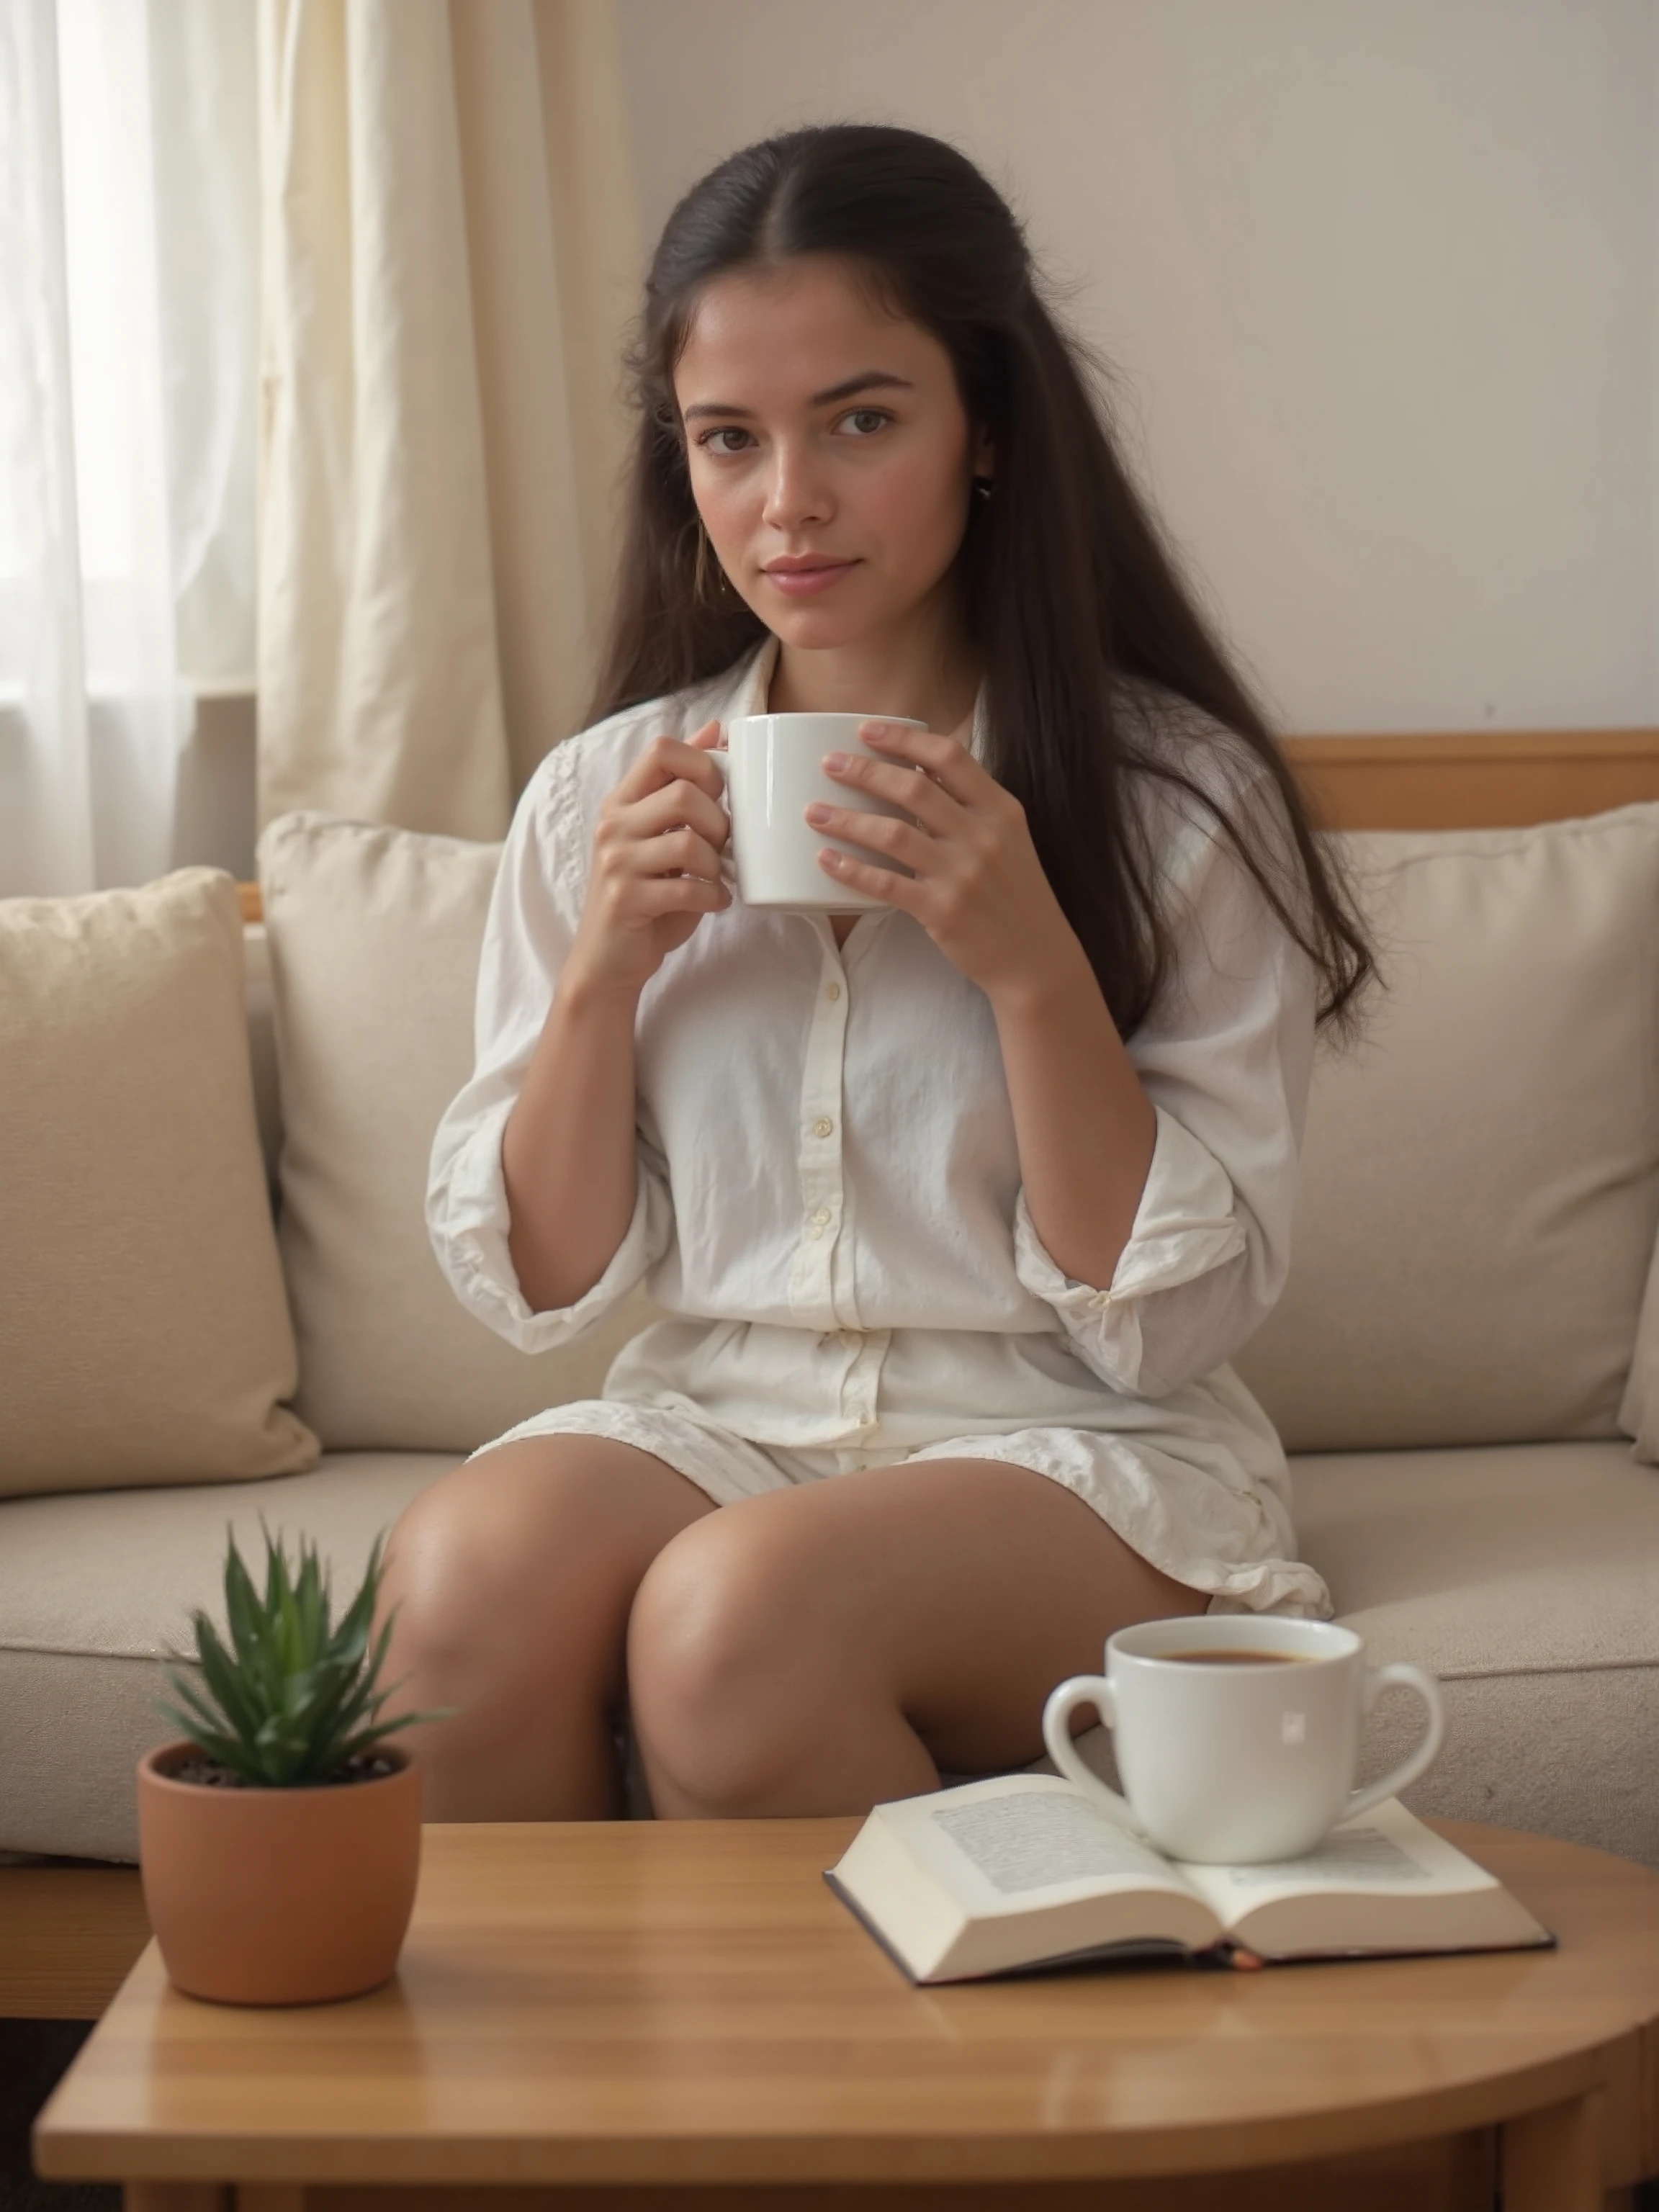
{"left": 6, "top": 1442, "right": 1655, "bottom": 1866}
{"left": 0, "top": 1454, "right": 458, "bottom": 1862}
{"left": 1293, "top": 1441, "right": 1659, "bottom": 1866}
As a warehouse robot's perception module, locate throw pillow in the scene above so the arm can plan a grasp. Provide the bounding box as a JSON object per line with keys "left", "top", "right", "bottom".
{"left": 0, "top": 868, "right": 318, "bottom": 1496}
{"left": 1233, "top": 803, "right": 1659, "bottom": 1452}
{"left": 258, "top": 812, "right": 663, "bottom": 1453}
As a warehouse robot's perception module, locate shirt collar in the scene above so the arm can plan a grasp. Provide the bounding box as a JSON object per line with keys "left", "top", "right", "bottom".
{"left": 727, "top": 632, "right": 989, "bottom": 763}
{"left": 729, "top": 632, "right": 779, "bottom": 721}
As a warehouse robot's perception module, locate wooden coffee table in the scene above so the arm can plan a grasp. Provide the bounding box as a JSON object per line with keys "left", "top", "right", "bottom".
{"left": 31, "top": 1816, "right": 1659, "bottom": 2212}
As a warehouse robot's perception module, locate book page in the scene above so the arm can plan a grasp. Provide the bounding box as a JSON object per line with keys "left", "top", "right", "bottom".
{"left": 882, "top": 1775, "right": 1201, "bottom": 1911}
{"left": 1177, "top": 1799, "right": 1497, "bottom": 1921}
{"left": 834, "top": 1784, "right": 1546, "bottom": 1977}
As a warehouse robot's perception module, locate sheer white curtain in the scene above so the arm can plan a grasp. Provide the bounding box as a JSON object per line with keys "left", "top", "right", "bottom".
{"left": 257, "top": 0, "right": 642, "bottom": 838}
{"left": 0, "top": 0, "right": 256, "bottom": 897}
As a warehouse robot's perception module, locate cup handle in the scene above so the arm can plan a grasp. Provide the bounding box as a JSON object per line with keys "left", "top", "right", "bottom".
{"left": 1341, "top": 1662, "right": 1446, "bottom": 1823}
{"left": 1040, "top": 1676, "right": 1141, "bottom": 1833}
{"left": 703, "top": 747, "right": 737, "bottom": 888}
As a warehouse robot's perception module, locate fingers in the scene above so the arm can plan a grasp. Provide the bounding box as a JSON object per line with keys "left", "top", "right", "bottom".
{"left": 626, "top": 772, "right": 729, "bottom": 847}
{"left": 594, "top": 804, "right": 727, "bottom": 891}
{"left": 628, "top": 820, "right": 728, "bottom": 885}
{"left": 853, "top": 719, "right": 988, "bottom": 806}
{"left": 589, "top": 824, "right": 731, "bottom": 923}
{"left": 610, "top": 734, "right": 727, "bottom": 847}
{"left": 596, "top": 738, "right": 729, "bottom": 904}
{"left": 815, "top": 844, "right": 912, "bottom": 914}
{"left": 620, "top": 725, "right": 727, "bottom": 805}
{"left": 805, "top": 801, "right": 928, "bottom": 873}
{"left": 820, "top": 747, "right": 953, "bottom": 835}
{"left": 628, "top": 871, "right": 730, "bottom": 915}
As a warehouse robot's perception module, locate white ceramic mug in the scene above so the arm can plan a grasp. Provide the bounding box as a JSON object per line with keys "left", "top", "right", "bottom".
{"left": 709, "top": 711, "right": 927, "bottom": 912}
{"left": 1040, "top": 1614, "right": 1445, "bottom": 1864}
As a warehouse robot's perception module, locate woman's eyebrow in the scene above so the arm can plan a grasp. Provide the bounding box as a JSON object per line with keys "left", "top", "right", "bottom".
{"left": 682, "top": 371, "right": 915, "bottom": 424}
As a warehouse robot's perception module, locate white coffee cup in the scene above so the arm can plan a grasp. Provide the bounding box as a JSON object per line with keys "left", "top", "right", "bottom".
{"left": 709, "top": 711, "right": 927, "bottom": 912}
{"left": 1041, "top": 1615, "right": 1445, "bottom": 1864}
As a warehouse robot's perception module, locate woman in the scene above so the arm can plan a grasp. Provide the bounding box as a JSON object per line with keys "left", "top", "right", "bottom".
{"left": 376, "top": 122, "right": 1375, "bottom": 1824}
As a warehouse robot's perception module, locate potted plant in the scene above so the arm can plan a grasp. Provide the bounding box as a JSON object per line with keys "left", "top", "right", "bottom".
{"left": 138, "top": 1519, "right": 450, "bottom": 2005}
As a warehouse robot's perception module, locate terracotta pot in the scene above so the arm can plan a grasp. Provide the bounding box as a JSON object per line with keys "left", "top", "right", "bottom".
{"left": 137, "top": 1740, "right": 422, "bottom": 2005}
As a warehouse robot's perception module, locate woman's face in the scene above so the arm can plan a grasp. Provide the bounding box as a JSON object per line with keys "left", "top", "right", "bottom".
{"left": 673, "top": 256, "right": 992, "bottom": 647}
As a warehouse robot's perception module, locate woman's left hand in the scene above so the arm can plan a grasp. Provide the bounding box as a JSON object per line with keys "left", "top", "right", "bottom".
{"left": 806, "top": 716, "right": 1084, "bottom": 1004}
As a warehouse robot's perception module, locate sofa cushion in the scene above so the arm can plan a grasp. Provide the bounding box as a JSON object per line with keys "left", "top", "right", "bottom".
{"left": 0, "top": 868, "right": 318, "bottom": 1499}
{"left": 1288, "top": 1441, "right": 1659, "bottom": 1865}
{"left": 257, "top": 813, "right": 662, "bottom": 1453}
{"left": 4, "top": 1439, "right": 1657, "bottom": 1867}
{"left": 0, "top": 1453, "right": 456, "bottom": 1860}
{"left": 1233, "top": 805, "right": 1659, "bottom": 1451}
{"left": 1029, "top": 1442, "right": 1659, "bottom": 1869}
{"left": 260, "top": 804, "right": 1658, "bottom": 1462}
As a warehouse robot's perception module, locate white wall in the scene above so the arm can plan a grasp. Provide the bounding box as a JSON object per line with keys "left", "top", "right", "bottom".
{"left": 617, "top": 0, "right": 1656, "bottom": 734}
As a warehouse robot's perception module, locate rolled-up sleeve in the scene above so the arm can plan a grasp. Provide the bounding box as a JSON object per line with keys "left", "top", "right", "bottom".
{"left": 1013, "top": 763, "right": 1318, "bottom": 1398}
{"left": 426, "top": 742, "right": 675, "bottom": 1355}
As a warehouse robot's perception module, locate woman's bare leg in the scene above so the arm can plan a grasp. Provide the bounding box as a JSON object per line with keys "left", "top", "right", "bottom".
{"left": 372, "top": 1435, "right": 716, "bottom": 1821}
{"left": 626, "top": 1457, "right": 1198, "bottom": 1819}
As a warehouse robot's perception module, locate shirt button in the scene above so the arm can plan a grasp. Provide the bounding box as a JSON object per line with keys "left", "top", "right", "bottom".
{"left": 812, "top": 1116, "right": 834, "bottom": 1138}
{"left": 824, "top": 981, "right": 842, "bottom": 1001}
{"left": 811, "top": 1205, "right": 832, "bottom": 1228}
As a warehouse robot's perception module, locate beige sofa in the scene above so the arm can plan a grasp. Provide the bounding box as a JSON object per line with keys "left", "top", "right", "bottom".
{"left": 5, "top": 772, "right": 1659, "bottom": 2007}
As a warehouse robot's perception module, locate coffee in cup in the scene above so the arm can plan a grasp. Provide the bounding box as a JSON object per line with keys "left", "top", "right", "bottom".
{"left": 709, "top": 711, "right": 927, "bottom": 912}
{"left": 1040, "top": 1615, "right": 1444, "bottom": 1864}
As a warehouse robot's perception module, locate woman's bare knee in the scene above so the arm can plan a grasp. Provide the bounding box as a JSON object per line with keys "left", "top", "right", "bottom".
{"left": 624, "top": 1462, "right": 1202, "bottom": 1812}
{"left": 374, "top": 1434, "right": 716, "bottom": 1817}
{"left": 625, "top": 1509, "right": 788, "bottom": 1794}
{"left": 626, "top": 1502, "right": 936, "bottom": 1817}
{"left": 384, "top": 1437, "right": 707, "bottom": 1657}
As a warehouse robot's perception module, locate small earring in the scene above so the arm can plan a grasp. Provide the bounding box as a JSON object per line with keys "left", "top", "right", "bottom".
{"left": 972, "top": 477, "right": 993, "bottom": 503}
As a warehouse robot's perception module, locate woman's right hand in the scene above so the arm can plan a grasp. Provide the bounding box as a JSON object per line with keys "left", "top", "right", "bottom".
{"left": 564, "top": 719, "right": 732, "bottom": 999}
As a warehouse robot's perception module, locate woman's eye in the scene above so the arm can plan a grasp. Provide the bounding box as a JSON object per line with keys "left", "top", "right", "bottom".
{"left": 696, "top": 410, "right": 891, "bottom": 456}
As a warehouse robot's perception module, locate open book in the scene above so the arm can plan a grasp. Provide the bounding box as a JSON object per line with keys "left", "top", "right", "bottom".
{"left": 824, "top": 1773, "right": 1551, "bottom": 1984}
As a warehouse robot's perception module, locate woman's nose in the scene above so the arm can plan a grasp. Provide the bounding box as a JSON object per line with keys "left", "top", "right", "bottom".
{"left": 761, "top": 441, "right": 833, "bottom": 531}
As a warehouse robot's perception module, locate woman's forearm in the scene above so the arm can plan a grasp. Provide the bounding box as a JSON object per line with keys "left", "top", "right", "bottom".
{"left": 990, "top": 940, "right": 1157, "bottom": 1291}
{"left": 501, "top": 971, "right": 644, "bottom": 1314}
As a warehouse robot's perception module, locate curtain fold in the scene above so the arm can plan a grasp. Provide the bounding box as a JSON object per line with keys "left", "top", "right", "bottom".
{"left": 257, "top": 0, "right": 643, "bottom": 839}
{"left": 0, "top": 0, "right": 91, "bottom": 894}
{"left": 148, "top": 0, "right": 260, "bottom": 688}
{"left": 0, "top": 0, "right": 246, "bottom": 896}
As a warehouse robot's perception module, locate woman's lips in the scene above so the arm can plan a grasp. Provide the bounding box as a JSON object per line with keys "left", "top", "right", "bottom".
{"left": 764, "top": 561, "right": 858, "bottom": 596}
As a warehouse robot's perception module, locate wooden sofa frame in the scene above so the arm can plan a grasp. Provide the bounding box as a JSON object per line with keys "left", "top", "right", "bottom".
{"left": 5, "top": 726, "right": 1658, "bottom": 2023}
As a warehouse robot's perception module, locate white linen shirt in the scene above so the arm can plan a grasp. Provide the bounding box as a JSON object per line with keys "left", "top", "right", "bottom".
{"left": 428, "top": 634, "right": 1332, "bottom": 1617}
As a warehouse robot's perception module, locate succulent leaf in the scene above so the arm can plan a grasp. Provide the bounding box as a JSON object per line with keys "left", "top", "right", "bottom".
{"left": 150, "top": 1522, "right": 454, "bottom": 1788}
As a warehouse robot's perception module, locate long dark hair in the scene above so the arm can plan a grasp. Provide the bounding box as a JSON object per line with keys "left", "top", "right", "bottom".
{"left": 585, "top": 122, "right": 1374, "bottom": 1039}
